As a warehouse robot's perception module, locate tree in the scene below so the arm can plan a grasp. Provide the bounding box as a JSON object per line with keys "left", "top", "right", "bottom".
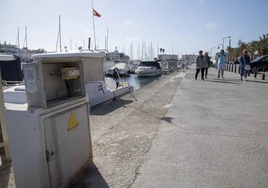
{"left": 160, "top": 48, "right": 163, "bottom": 53}
{"left": 227, "top": 46, "right": 234, "bottom": 61}
{"left": 258, "top": 34, "right": 268, "bottom": 55}
{"left": 238, "top": 41, "right": 248, "bottom": 54}
{"left": 248, "top": 40, "right": 258, "bottom": 59}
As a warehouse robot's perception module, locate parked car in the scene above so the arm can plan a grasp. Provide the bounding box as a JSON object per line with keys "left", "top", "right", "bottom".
{"left": 250, "top": 55, "right": 268, "bottom": 72}
{"left": 228, "top": 60, "right": 239, "bottom": 64}
{"left": 232, "top": 60, "right": 240, "bottom": 64}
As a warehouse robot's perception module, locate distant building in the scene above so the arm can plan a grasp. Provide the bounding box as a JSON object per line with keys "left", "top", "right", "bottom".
{"left": 0, "top": 41, "right": 46, "bottom": 62}
{"left": 158, "top": 54, "right": 178, "bottom": 61}
{"left": 181, "top": 54, "right": 197, "bottom": 64}
{"left": 106, "top": 47, "right": 129, "bottom": 61}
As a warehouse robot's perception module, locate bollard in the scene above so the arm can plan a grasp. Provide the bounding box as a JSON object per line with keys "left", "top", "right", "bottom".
{"left": 229, "top": 64, "right": 231, "bottom": 72}
{"left": 234, "top": 64, "right": 237, "bottom": 73}
{"left": 231, "top": 64, "right": 234, "bottom": 72}
{"left": 254, "top": 68, "right": 257, "bottom": 78}
{"left": 238, "top": 66, "right": 240, "bottom": 74}
{"left": 262, "top": 74, "right": 265, "bottom": 80}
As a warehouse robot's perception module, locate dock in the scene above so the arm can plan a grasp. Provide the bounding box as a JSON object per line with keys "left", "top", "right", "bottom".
{"left": 1, "top": 67, "right": 268, "bottom": 188}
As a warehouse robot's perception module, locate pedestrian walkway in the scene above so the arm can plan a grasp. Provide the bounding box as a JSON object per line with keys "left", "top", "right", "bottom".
{"left": 132, "top": 67, "right": 268, "bottom": 188}
{"left": 3, "top": 68, "right": 267, "bottom": 188}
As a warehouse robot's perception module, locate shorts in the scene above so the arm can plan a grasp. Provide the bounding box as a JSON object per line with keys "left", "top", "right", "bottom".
{"left": 217, "top": 64, "right": 225, "bottom": 70}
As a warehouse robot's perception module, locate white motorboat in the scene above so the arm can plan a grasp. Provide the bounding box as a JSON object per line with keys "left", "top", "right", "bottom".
{"left": 3, "top": 51, "right": 134, "bottom": 108}
{"left": 167, "top": 60, "right": 179, "bottom": 72}
{"left": 103, "top": 59, "right": 115, "bottom": 74}
{"left": 106, "top": 62, "right": 130, "bottom": 77}
{"left": 137, "top": 60, "right": 162, "bottom": 77}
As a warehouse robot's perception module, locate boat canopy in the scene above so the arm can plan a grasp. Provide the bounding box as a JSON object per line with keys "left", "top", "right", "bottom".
{"left": 0, "top": 54, "right": 16, "bottom": 61}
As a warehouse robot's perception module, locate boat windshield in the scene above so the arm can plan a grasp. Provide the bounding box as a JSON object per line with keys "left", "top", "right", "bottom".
{"left": 139, "top": 61, "right": 157, "bottom": 67}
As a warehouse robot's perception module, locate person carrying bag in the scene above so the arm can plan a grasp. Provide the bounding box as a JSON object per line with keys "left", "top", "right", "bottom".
{"left": 239, "top": 49, "right": 251, "bottom": 81}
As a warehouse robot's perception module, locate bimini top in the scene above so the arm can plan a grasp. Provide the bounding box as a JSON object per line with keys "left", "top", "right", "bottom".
{"left": 0, "top": 54, "right": 17, "bottom": 61}
{"left": 31, "top": 51, "right": 106, "bottom": 59}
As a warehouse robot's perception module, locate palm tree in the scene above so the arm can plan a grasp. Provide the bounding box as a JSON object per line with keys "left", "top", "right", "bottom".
{"left": 258, "top": 34, "right": 268, "bottom": 55}
{"left": 160, "top": 48, "right": 163, "bottom": 53}
{"left": 227, "top": 46, "right": 234, "bottom": 61}
{"left": 163, "top": 49, "right": 165, "bottom": 54}
{"left": 248, "top": 40, "right": 258, "bottom": 59}
{"left": 238, "top": 41, "right": 248, "bottom": 54}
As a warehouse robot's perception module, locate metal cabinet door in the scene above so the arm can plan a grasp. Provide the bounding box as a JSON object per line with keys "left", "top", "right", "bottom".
{"left": 43, "top": 102, "right": 91, "bottom": 188}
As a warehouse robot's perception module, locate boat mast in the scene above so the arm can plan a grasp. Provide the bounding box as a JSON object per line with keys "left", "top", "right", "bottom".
{"left": 59, "top": 15, "right": 62, "bottom": 52}
{"left": 106, "top": 28, "right": 109, "bottom": 51}
{"left": 92, "top": 0, "right": 97, "bottom": 50}
{"left": 157, "top": 42, "right": 159, "bottom": 57}
{"left": 141, "top": 42, "right": 144, "bottom": 60}
{"left": 130, "top": 43, "right": 133, "bottom": 60}
{"left": 16, "top": 27, "right": 20, "bottom": 48}
{"left": 55, "top": 15, "right": 62, "bottom": 52}
{"left": 151, "top": 41, "right": 153, "bottom": 59}
{"left": 23, "top": 26, "right": 28, "bottom": 61}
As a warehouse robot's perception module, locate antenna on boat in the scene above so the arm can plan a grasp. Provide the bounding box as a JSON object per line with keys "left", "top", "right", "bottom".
{"left": 88, "top": 38, "right": 91, "bottom": 50}
{"left": 55, "top": 15, "right": 62, "bottom": 52}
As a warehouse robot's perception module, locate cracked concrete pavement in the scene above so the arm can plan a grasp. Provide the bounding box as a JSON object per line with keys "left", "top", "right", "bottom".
{"left": 131, "top": 68, "right": 268, "bottom": 188}
{"left": 72, "top": 67, "right": 268, "bottom": 188}
{"left": 69, "top": 71, "right": 185, "bottom": 188}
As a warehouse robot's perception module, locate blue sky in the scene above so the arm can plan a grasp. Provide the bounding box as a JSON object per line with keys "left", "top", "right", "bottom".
{"left": 1, "top": 0, "right": 268, "bottom": 58}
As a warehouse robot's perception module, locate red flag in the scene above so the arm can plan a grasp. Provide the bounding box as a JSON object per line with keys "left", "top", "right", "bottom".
{"left": 93, "top": 9, "right": 101, "bottom": 17}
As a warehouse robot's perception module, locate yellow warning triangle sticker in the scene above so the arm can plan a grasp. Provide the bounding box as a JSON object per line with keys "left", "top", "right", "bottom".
{"left": 68, "top": 112, "right": 79, "bottom": 131}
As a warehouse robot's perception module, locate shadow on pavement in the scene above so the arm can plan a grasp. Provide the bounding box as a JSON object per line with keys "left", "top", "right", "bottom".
{"left": 68, "top": 163, "right": 109, "bottom": 188}
{"left": 204, "top": 79, "right": 240, "bottom": 84}
{"left": 246, "top": 80, "right": 268, "bottom": 84}
{"left": 161, "top": 117, "right": 175, "bottom": 124}
{"left": 0, "top": 160, "right": 12, "bottom": 188}
{"left": 91, "top": 99, "right": 134, "bottom": 115}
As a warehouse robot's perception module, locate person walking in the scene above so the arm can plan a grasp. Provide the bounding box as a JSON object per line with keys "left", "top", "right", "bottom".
{"left": 239, "top": 49, "right": 251, "bottom": 81}
{"left": 216, "top": 49, "right": 227, "bottom": 79}
{"left": 195, "top": 50, "right": 205, "bottom": 80}
{"left": 203, "top": 52, "right": 210, "bottom": 79}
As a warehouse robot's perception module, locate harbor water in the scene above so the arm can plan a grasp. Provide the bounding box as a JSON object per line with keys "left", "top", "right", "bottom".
{"left": 107, "top": 74, "right": 159, "bottom": 90}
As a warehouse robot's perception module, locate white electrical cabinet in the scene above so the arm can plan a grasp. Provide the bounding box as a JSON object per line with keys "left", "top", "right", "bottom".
{"left": 5, "top": 53, "right": 93, "bottom": 188}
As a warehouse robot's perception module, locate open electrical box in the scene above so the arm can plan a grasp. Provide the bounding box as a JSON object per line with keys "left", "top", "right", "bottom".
{"left": 23, "top": 59, "right": 86, "bottom": 108}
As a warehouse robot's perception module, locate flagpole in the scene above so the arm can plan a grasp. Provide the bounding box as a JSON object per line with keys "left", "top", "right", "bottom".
{"left": 92, "top": 0, "right": 97, "bottom": 50}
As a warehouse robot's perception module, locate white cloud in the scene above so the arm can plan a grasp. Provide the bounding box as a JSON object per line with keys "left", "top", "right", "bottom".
{"left": 122, "top": 20, "right": 141, "bottom": 30}
{"left": 205, "top": 22, "right": 217, "bottom": 29}
{"left": 200, "top": 0, "right": 205, "bottom": 4}
{"left": 84, "top": 29, "right": 93, "bottom": 35}
{"left": 125, "top": 36, "right": 141, "bottom": 42}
